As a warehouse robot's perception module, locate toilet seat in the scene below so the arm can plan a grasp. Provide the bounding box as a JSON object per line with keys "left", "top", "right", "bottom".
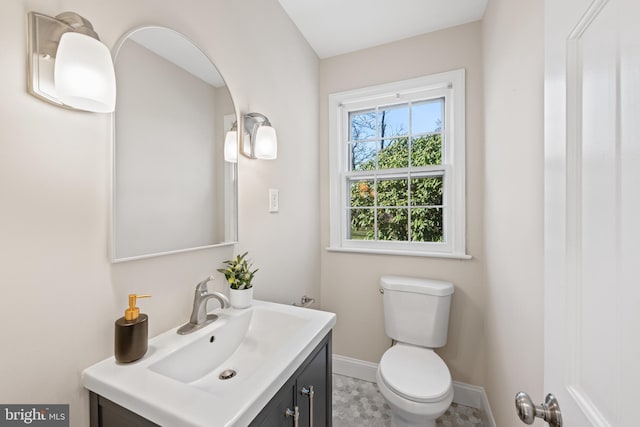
{"left": 378, "top": 344, "right": 452, "bottom": 403}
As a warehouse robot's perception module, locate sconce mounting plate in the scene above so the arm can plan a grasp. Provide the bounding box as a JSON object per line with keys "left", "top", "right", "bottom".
{"left": 28, "top": 12, "right": 73, "bottom": 107}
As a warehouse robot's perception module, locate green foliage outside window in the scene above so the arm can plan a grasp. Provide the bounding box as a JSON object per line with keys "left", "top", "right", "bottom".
{"left": 349, "top": 134, "right": 444, "bottom": 242}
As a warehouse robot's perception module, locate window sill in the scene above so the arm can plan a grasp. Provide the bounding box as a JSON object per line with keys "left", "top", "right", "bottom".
{"left": 325, "top": 246, "right": 472, "bottom": 260}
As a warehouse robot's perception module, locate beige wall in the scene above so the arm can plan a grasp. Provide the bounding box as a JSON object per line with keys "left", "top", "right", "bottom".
{"left": 319, "top": 22, "right": 486, "bottom": 387}
{"left": 482, "top": 0, "right": 544, "bottom": 424}
{"left": 0, "top": 1, "right": 318, "bottom": 426}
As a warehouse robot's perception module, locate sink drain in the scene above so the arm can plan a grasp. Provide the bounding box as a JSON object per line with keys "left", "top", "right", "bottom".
{"left": 219, "top": 369, "right": 237, "bottom": 380}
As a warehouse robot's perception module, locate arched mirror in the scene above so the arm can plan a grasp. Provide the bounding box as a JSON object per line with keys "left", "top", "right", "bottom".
{"left": 111, "top": 27, "right": 238, "bottom": 262}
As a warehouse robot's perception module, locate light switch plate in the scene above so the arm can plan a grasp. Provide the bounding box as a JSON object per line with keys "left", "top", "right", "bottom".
{"left": 269, "top": 189, "right": 279, "bottom": 213}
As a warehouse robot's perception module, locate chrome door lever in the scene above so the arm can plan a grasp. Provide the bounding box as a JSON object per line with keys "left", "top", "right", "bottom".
{"left": 515, "top": 392, "right": 562, "bottom": 427}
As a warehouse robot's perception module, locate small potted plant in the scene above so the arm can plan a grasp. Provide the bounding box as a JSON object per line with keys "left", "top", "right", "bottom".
{"left": 217, "top": 252, "right": 258, "bottom": 309}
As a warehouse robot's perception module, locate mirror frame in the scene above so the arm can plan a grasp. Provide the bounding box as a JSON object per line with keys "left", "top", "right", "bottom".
{"left": 110, "top": 26, "right": 239, "bottom": 263}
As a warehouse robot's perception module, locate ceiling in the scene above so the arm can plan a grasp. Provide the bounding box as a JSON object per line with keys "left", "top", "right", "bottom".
{"left": 277, "top": 0, "right": 488, "bottom": 59}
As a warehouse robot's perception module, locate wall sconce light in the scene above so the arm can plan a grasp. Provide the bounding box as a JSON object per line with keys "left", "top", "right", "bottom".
{"left": 224, "top": 122, "right": 239, "bottom": 163}
{"left": 27, "top": 11, "right": 116, "bottom": 113}
{"left": 224, "top": 113, "right": 278, "bottom": 161}
{"left": 242, "top": 113, "right": 278, "bottom": 160}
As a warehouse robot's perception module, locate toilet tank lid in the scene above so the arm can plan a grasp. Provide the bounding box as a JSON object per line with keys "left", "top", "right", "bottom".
{"left": 380, "top": 275, "right": 454, "bottom": 296}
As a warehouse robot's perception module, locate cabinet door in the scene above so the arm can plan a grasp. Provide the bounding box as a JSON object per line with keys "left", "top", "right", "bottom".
{"left": 250, "top": 378, "right": 296, "bottom": 427}
{"left": 297, "top": 344, "right": 328, "bottom": 427}
{"left": 250, "top": 333, "right": 332, "bottom": 427}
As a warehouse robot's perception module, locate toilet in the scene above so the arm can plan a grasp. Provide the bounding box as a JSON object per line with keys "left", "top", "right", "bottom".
{"left": 376, "top": 275, "right": 455, "bottom": 427}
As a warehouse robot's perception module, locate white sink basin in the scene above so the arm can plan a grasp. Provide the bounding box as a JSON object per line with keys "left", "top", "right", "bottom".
{"left": 149, "top": 306, "right": 310, "bottom": 386}
{"left": 82, "top": 300, "right": 335, "bottom": 427}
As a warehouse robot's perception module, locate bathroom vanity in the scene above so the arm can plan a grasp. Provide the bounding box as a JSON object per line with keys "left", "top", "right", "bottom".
{"left": 83, "top": 301, "right": 335, "bottom": 427}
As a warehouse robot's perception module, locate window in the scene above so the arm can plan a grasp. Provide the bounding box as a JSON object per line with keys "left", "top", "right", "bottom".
{"left": 328, "top": 70, "right": 467, "bottom": 258}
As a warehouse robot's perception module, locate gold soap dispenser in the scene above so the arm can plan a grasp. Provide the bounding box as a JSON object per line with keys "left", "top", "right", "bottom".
{"left": 115, "top": 294, "right": 151, "bottom": 363}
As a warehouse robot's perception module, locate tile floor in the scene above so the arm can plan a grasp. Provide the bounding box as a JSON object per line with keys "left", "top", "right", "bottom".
{"left": 332, "top": 374, "right": 484, "bottom": 427}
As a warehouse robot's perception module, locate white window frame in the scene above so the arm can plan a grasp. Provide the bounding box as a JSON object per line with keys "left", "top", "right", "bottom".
{"left": 327, "top": 69, "right": 469, "bottom": 258}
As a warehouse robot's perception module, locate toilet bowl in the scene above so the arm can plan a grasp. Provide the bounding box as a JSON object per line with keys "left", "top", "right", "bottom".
{"left": 376, "top": 276, "right": 455, "bottom": 427}
{"left": 376, "top": 343, "right": 453, "bottom": 427}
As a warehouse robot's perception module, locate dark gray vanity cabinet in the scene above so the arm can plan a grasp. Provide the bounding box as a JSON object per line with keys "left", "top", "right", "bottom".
{"left": 89, "top": 331, "right": 331, "bottom": 427}
{"left": 89, "top": 393, "right": 159, "bottom": 427}
{"left": 249, "top": 331, "right": 332, "bottom": 427}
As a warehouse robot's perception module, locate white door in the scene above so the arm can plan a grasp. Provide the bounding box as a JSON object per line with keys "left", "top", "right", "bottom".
{"left": 540, "top": 0, "right": 640, "bottom": 425}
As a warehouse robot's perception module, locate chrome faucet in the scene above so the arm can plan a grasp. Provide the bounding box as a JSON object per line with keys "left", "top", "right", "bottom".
{"left": 177, "top": 275, "right": 230, "bottom": 335}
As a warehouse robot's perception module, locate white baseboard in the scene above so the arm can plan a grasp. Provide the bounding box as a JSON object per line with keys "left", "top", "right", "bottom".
{"left": 332, "top": 354, "right": 496, "bottom": 427}
{"left": 453, "top": 381, "right": 496, "bottom": 427}
{"left": 333, "top": 354, "right": 379, "bottom": 382}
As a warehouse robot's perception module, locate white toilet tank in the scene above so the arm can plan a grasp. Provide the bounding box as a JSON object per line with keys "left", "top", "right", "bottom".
{"left": 380, "top": 275, "right": 454, "bottom": 348}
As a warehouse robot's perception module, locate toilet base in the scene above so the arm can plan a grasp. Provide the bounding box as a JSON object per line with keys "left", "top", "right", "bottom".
{"left": 376, "top": 366, "right": 453, "bottom": 427}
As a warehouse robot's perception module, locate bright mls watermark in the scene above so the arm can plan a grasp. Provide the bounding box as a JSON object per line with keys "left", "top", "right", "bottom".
{"left": 0, "top": 405, "right": 68, "bottom": 426}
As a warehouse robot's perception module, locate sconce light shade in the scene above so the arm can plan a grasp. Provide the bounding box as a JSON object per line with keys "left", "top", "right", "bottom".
{"left": 27, "top": 11, "right": 116, "bottom": 113}
{"left": 224, "top": 130, "right": 238, "bottom": 163}
{"left": 242, "top": 112, "right": 278, "bottom": 160}
{"left": 254, "top": 126, "right": 278, "bottom": 160}
{"left": 54, "top": 32, "right": 116, "bottom": 113}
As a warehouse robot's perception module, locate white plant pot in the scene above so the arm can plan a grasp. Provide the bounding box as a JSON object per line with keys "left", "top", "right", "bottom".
{"left": 229, "top": 287, "right": 253, "bottom": 309}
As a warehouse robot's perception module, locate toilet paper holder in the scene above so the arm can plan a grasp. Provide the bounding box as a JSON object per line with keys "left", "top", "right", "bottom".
{"left": 293, "top": 295, "right": 315, "bottom": 308}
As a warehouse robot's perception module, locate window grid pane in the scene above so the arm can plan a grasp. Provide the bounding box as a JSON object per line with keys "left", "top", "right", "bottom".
{"left": 349, "top": 141, "right": 377, "bottom": 171}
{"left": 349, "top": 110, "right": 377, "bottom": 141}
{"left": 348, "top": 179, "right": 375, "bottom": 208}
{"left": 378, "top": 105, "right": 409, "bottom": 139}
{"left": 411, "top": 134, "right": 442, "bottom": 167}
{"left": 411, "top": 98, "right": 444, "bottom": 134}
{"left": 377, "top": 208, "right": 409, "bottom": 241}
{"left": 348, "top": 208, "right": 375, "bottom": 240}
{"left": 378, "top": 138, "right": 409, "bottom": 169}
{"left": 377, "top": 178, "right": 408, "bottom": 207}
{"left": 410, "top": 208, "right": 444, "bottom": 242}
{"left": 410, "top": 175, "right": 443, "bottom": 206}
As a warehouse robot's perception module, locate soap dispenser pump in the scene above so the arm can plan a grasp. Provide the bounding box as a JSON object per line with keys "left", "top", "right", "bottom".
{"left": 115, "top": 294, "right": 151, "bottom": 363}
